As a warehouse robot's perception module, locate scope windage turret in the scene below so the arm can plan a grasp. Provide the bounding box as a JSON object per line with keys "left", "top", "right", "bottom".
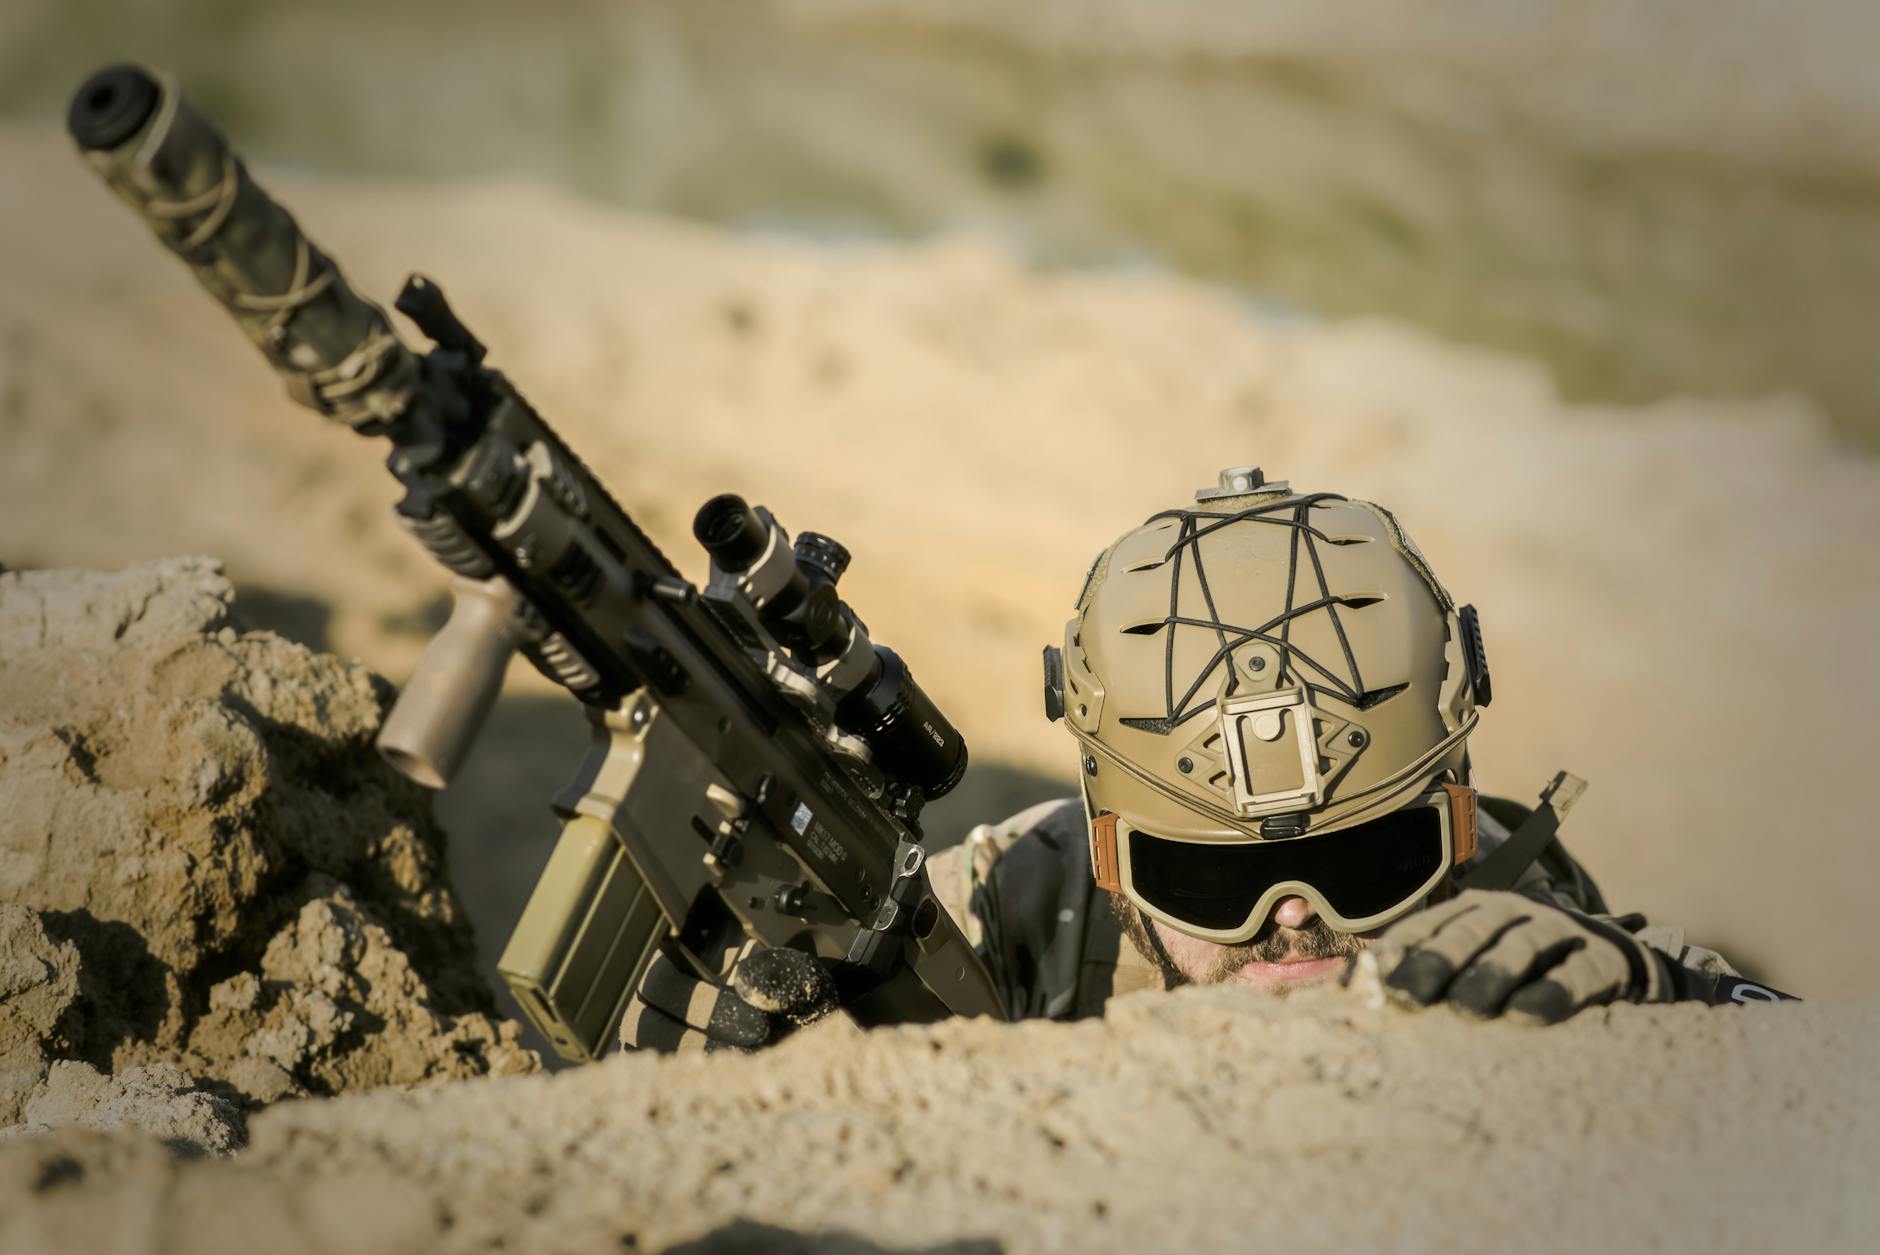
{"left": 790, "top": 532, "right": 852, "bottom": 666}
{"left": 794, "top": 532, "right": 851, "bottom": 586}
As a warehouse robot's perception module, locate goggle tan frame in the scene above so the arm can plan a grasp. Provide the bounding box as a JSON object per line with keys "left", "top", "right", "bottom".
{"left": 1090, "top": 783, "right": 1478, "bottom": 942}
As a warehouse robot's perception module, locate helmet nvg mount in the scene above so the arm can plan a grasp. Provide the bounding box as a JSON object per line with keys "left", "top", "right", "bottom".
{"left": 1043, "top": 467, "right": 1494, "bottom": 938}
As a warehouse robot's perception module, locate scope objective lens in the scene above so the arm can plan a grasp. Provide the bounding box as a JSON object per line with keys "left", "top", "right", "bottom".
{"left": 836, "top": 647, "right": 968, "bottom": 798}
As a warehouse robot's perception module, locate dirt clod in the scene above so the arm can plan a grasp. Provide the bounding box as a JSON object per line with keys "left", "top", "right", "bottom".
{"left": 0, "top": 907, "right": 81, "bottom": 1125}
{"left": 0, "top": 559, "right": 536, "bottom": 1136}
{"left": 12, "top": 1062, "right": 244, "bottom": 1157}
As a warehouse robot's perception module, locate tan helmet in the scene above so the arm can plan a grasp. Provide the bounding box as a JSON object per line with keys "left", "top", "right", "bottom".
{"left": 1046, "top": 467, "right": 1493, "bottom": 939}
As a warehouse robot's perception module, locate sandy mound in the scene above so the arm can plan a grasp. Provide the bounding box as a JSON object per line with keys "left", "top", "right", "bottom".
{"left": 0, "top": 559, "right": 536, "bottom": 1143}
{"left": 2, "top": 986, "right": 1875, "bottom": 1253}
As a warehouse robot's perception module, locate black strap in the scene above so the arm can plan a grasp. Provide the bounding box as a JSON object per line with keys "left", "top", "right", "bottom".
{"left": 1708, "top": 973, "right": 1801, "bottom": 1005}
{"left": 1457, "top": 771, "right": 1587, "bottom": 893}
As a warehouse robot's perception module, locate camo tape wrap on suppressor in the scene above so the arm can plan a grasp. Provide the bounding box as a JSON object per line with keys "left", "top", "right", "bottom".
{"left": 64, "top": 67, "right": 663, "bottom": 1058}
{"left": 69, "top": 66, "right": 425, "bottom": 432}
{"left": 69, "top": 63, "right": 1008, "bottom": 1060}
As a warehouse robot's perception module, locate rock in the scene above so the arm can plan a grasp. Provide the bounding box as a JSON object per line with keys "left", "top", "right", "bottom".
{"left": 0, "top": 907, "right": 80, "bottom": 1124}
{"left": 189, "top": 882, "right": 536, "bottom": 1098}
{"left": 13, "top": 1062, "right": 244, "bottom": 1158}
{"left": 0, "top": 560, "right": 537, "bottom": 1114}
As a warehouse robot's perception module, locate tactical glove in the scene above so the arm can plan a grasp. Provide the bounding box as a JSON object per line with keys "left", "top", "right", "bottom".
{"left": 1368, "top": 889, "right": 1679, "bottom": 1024}
{"left": 618, "top": 943, "right": 840, "bottom": 1054}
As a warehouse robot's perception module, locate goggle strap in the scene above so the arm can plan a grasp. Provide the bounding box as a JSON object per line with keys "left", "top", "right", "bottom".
{"left": 1090, "top": 811, "right": 1123, "bottom": 893}
{"left": 1440, "top": 783, "right": 1479, "bottom": 864}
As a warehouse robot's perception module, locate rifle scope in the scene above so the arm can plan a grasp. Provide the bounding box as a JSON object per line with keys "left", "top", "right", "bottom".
{"left": 694, "top": 495, "right": 967, "bottom": 799}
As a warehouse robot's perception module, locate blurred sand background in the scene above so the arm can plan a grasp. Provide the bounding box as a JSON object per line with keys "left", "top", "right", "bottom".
{"left": 4, "top": 0, "right": 1878, "bottom": 1020}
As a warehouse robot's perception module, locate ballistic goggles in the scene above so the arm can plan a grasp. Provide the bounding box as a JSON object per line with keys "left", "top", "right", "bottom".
{"left": 1090, "top": 783, "right": 1478, "bottom": 942}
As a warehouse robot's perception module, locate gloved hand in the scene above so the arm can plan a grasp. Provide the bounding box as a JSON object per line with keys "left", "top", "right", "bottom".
{"left": 1367, "top": 889, "right": 1679, "bottom": 1024}
{"left": 618, "top": 943, "right": 840, "bottom": 1054}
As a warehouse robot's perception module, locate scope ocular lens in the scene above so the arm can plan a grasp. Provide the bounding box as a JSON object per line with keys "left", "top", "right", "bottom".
{"left": 693, "top": 494, "right": 769, "bottom": 572}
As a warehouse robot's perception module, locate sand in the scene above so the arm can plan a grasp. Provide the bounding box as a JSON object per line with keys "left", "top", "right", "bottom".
{"left": 3, "top": 985, "right": 1876, "bottom": 1253}
{"left": 7, "top": 2, "right": 1879, "bottom": 441}
{"left": 0, "top": 559, "right": 536, "bottom": 1141}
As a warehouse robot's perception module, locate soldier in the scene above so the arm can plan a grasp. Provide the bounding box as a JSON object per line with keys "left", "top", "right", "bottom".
{"left": 621, "top": 468, "right": 1787, "bottom": 1052}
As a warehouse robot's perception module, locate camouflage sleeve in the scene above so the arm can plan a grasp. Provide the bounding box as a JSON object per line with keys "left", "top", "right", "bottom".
{"left": 1625, "top": 925, "right": 1740, "bottom": 985}
{"left": 927, "top": 809, "right": 1040, "bottom": 950}
{"left": 1481, "top": 795, "right": 1758, "bottom": 1000}
{"left": 926, "top": 798, "right": 1093, "bottom": 1020}
{"left": 1618, "top": 923, "right": 1803, "bottom": 1003}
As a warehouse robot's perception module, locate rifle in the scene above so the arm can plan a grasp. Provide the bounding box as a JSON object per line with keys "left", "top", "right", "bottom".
{"left": 68, "top": 63, "right": 1008, "bottom": 1060}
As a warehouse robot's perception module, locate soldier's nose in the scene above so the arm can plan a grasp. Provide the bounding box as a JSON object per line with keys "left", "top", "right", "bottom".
{"left": 1271, "top": 895, "right": 1318, "bottom": 930}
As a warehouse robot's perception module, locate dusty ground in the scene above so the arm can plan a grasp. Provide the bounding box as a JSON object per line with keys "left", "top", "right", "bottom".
{"left": 0, "top": 560, "right": 536, "bottom": 1142}
{"left": 3, "top": 985, "right": 1875, "bottom": 1254}
{"left": 4, "top": 126, "right": 1877, "bottom": 1002}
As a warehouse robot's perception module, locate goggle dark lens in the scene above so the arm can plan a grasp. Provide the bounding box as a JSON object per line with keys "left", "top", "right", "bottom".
{"left": 1127, "top": 803, "right": 1446, "bottom": 930}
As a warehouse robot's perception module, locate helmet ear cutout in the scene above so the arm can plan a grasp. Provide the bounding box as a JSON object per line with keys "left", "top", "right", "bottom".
{"left": 1457, "top": 604, "right": 1493, "bottom": 708}
{"left": 1060, "top": 615, "right": 1106, "bottom": 733}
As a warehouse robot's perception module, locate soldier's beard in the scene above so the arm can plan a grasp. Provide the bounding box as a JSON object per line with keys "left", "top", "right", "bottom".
{"left": 1112, "top": 896, "right": 1367, "bottom": 989}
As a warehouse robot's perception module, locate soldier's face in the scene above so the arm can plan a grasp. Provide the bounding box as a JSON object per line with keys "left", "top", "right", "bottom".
{"left": 1132, "top": 894, "right": 1378, "bottom": 990}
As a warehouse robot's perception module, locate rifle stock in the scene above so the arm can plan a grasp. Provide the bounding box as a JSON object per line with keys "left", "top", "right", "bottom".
{"left": 71, "top": 63, "right": 1008, "bottom": 1060}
